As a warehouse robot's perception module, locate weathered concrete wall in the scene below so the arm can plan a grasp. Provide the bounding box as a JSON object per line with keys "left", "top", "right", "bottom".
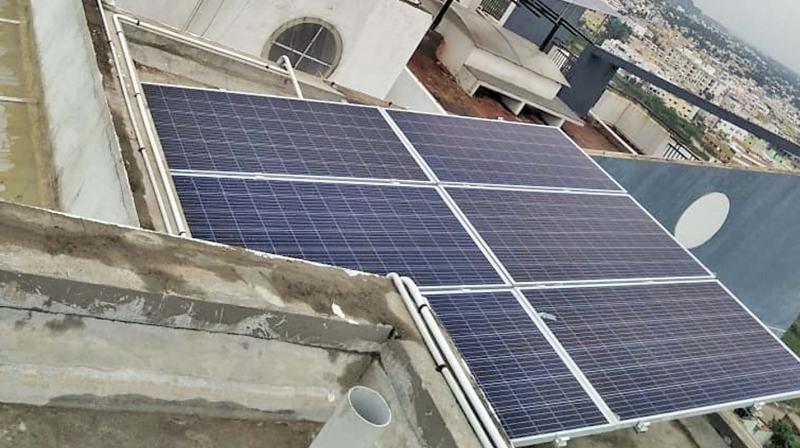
{"left": 0, "top": 199, "right": 482, "bottom": 447}
{"left": 386, "top": 67, "right": 447, "bottom": 114}
{"left": 1, "top": 307, "right": 367, "bottom": 422}
{"left": 28, "top": 0, "right": 138, "bottom": 225}
{"left": 592, "top": 90, "right": 671, "bottom": 156}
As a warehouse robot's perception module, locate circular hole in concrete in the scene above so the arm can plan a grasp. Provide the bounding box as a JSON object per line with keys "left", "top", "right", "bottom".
{"left": 674, "top": 192, "right": 730, "bottom": 249}
{"left": 348, "top": 386, "right": 391, "bottom": 428}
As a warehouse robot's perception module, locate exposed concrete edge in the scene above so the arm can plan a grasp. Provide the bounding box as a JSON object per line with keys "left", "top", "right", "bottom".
{"left": 28, "top": 0, "right": 139, "bottom": 226}
{"left": 0, "top": 199, "right": 417, "bottom": 348}
{"left": 380, "top": 340, "right": 482, "bottom": 448}
{"left": 0, "top": 269, "right": 391, "bottom": 353}
{"left": 1, "top": 308, "right": 367, "bottom": 422}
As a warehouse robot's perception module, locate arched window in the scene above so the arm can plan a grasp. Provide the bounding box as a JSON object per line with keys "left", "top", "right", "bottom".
{"left": 265, "top": 19, "right": 342, "bottom": 77}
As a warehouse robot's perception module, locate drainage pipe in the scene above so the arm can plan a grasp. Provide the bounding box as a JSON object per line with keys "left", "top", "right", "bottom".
{"left": 277, "top": 55, "right": 304, "bottom": 99}
{"left": 309, "top": 386, "right": 391, "bottom": 448}
{"left": 388, "top": 273, "right": 493, "bottom": 448}
{"left": 112, "top": 13, "right": 187, "bottom": 236}
{"left": 95, "top": 0, "right": 174, "bottom": 234}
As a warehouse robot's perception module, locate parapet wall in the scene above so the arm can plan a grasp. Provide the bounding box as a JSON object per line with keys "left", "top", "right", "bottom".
{"left": 28, "top": 0, "right": 139, "bottom": 225}
{"left": 593, "top": 90, "right": 671, "bottom": 157}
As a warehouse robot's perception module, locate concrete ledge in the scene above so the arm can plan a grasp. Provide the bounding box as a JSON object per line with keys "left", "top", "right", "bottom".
{"left": 29, "top": 0, "right": 139, "bottom": 225}
{"left": 0, "top": 200, "right": 417, "bottom": 351}
{"left": 0, "top": 308, "right": 369, "bottom": 422}
{"left": 0, "top": 269, "right": 390, "bottom": 352}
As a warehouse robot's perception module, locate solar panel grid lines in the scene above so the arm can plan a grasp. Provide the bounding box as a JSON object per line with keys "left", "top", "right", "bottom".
{"left": 386, "top": 108, "right": 623, "bottom": 192}
{"left": 445, "top": 186, "right": 712, "bottom": 284}
{"left": 552, "top": 125, "right": 626, "bottom": 192}
{"left": 171, "top": 174, "right": 505, "bottom": 287}
{"left": 143, "top": 83, "right": 429, "bottom": 182}
{"left": 521, "top": 281, "right": 800, "bottom": 421}
{"left": 143, "top": 86, "right": 800, "bottom": 445}
{"left": 424, "top": 290, "right": 609, "bottom": 439}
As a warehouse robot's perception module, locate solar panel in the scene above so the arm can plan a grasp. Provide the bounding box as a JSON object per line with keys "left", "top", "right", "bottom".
{"left": 387, "top": 110, "right": 621, "bottom": 191}
{"left": 522, "top": 282, "right": 800, "bottom": 421}
{"left": 172, "top": 175, "right": 503, "bottom": 287}
{"left": 447, "top": 187, "right": 710, "bottom": 283}
{"left": 426, "top": 290, "right": 608, "bottom": 439}
{"left": 143, "top": 88, "right": 800, "bottom": 445}
{"left": 143, "top": 84, "right": 428, "bottom": 181}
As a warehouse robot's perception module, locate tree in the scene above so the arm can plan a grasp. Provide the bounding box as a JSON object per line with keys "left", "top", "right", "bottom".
{"left": 602, "top": 18, "right": 633, "bottom": 42}
{"left": 770, "top": 418, "right": 800, "bottom": 448}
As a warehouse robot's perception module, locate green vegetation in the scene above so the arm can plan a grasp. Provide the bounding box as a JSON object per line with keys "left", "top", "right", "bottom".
{"left": 782, "top": 319, "right": 800, "bottom": 412}
{"left": 770, "top": 418, "right": 800, "bottom": 448}
{"left": 601, "top": 17, "right": 633, "bottom": 43}
{"left": 611, "top": 77, "right": 711, "bottom": 159}
{"left": 782, "top": 319, "right": 800, "bottom": 356}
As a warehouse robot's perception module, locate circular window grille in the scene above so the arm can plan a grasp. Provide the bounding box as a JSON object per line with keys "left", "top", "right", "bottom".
{"left": 265, "top": 19, "right": 342, "bottom": 78}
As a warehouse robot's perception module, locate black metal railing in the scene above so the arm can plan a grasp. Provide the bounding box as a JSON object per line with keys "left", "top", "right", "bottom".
{"left": 479, "top": 0, "right": 512, "bottom": 20}
{"left": 663, "top": 141, "right": 699, "bottom": 161}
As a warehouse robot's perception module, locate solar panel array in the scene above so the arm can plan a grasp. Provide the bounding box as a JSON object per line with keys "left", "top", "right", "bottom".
{"left": 427, "top": 290, "right": 608, "bottom": 437}
{"left": 144, "top": 84, "right": 428, "bottom": 181}
{"left": 173, "top": 175, "right": 502, "bottom": 287}
{"left": 387, "top": 109, "right": 621, "bottom": 191}
{"left": 522, "top": 282, "right": 800, "bottom": 420}
{"left": 447, "top": 188, "right": 710, "bottom": 283}
{"left": 144, "top": 84, "right": 800, "bottom": 445}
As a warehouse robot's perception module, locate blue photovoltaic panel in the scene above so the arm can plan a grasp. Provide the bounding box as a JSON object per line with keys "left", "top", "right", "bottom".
{"left": 143, "top": 84, "right": 428, "bottom": 181}
{"left": 523, "top": 282, "right": 800, "bottom": 420}
{"left": 172, "top": 175, "right": 502, "bottom": 287}
{"left": 387, "top": 109, "right": 621, "bottom": 191}
{"left": 447, "top": 188, "right": 710, "bottom": 282}
{"left": 426, "top": 291, "right": 607, "bottom": 439}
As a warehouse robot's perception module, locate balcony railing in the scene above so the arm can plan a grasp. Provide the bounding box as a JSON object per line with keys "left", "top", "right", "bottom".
{"left": 548, "top": 44, "right": 578, "bottom": 76}
{"left": 479, "top": 0, "right": 511, "bottom": 20}
{"left": 664, "top": 141, "right": 700, "bottom": 161}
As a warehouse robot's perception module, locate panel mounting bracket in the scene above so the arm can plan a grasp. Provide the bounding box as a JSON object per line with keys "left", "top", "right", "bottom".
{"left": 749, "top": 401, "right": 766, "bottom": 415}
{"left": 634, "top": 421, "right": 651, "bottom": 434}
{"left": 552, "top": 435, "right": 570, "bottom": 447}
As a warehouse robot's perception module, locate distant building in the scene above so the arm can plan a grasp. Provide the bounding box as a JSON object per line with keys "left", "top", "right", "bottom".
{"left": 715, "top": 120, "right": 750, "bottom": 144}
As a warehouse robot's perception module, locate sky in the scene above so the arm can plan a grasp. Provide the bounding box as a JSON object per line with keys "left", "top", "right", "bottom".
{"left": 691, "top": 0, "right": 800, "bottom": 75}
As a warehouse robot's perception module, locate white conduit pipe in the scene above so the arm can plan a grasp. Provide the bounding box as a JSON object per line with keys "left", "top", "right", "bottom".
{"left": 95, "top": 0, "right": 174, "bottom": 234}
{"left": 277, "top": 55, "right": 304, "bottom": 99}
{"left": 401, "top": 277, "right": 509, "bottom": 448}
{"left": 112, "top": 13, "right": 187, "bottom": 236}
{"left": 389, "top": 274, "right": 493, "bottom": 448}
{"left": 389, "top": 274, "right": 502, "bottom": 448}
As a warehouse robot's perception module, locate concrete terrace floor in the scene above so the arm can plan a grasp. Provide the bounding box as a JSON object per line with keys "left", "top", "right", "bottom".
{"left": 0, "top": 403, "right": 319, "bottom": 448}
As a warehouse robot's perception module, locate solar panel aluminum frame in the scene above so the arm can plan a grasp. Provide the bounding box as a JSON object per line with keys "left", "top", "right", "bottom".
{"left": 382, "top": 108, "right": 627, "bottom": 194}
{"left": 508, "top": 278, "right": 800, "bottom": 447}
{"left": 420, "top": 286, "right": 616, "bottom": 446}
{"left": 143, "top": 87, "right": 800, "bottom": 446}
{"left": 146, "top": 84, "right": 713, "bottom": 290}
{"left": 143, "top": 82, "right": 433, "bottom": 184}
{"left": 379, "top": 108, "right": 714, "bottom": 288}
{"left": 434, "top": 184, "right": 714, "bottom": 289}
{"left": 171, "top": 170, "right": 511, "bottom": 289}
